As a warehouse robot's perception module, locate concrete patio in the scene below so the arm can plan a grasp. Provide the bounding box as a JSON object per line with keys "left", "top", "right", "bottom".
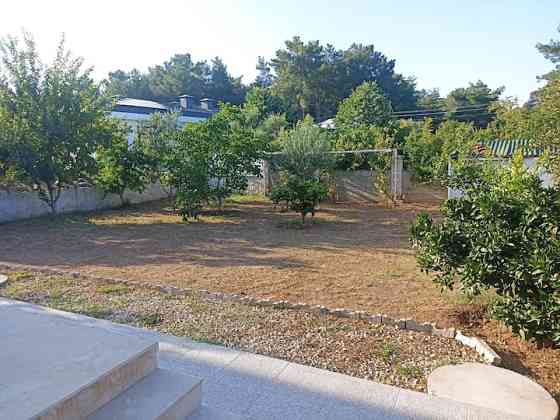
{"left": 1, "top": 297, "right": 525, "bottom": 419}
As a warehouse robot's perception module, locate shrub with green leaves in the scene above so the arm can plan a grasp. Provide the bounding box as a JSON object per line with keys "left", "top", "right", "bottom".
{"left": 411, "top": 153, "right": 560, "bottom": 345}
{"left": 271, "top": 118, "right": 333, "bottom": 224}
{"left": 95, "top": 132, "right": 152, "bottom": 206}
{"left": 271, "top": 177, "right": 328, "bottom": 223}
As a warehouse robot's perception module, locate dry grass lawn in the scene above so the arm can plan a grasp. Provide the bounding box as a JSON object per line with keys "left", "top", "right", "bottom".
{"left": 0, "top": 197, "right": 456, "bottom": 324}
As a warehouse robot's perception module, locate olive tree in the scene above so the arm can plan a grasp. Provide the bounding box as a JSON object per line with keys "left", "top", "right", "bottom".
{"left": 271, "top": 118, "right": 333, "bottom": 224}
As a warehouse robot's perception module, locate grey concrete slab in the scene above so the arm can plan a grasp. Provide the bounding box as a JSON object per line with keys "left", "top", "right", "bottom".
{"left": 159, "top": 342, "right": 241, "bottom": 379}
{"left": 0, "top": 298, "right": 159, "bottom": 420}
{"left": 393, "top": 388, "right": 524, "bottom": 420}
{"left": 201, "top": 353, "right": 290, "bottom": 416}
{"left": 190, "top": 404, "right": 248, "bottom": 420}
{"left": 244, "top": 363, "right": 403, "bottom": 420}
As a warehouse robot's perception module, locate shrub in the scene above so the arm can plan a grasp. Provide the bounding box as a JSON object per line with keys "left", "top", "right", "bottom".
{"left": 95, "top": 132, "right": 152, "bottom": 205}
{"left": 411, "top": 154, "right": 560, "bottom": 345}
{"left": 271, "top": 118, "right": 333, "bottom": 224}
{"left": 272, "top": 177, "right": 328, "bottom": 224}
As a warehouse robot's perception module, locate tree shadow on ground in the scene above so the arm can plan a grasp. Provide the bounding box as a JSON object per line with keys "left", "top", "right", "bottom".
{"left": 0, "top": 200, "right": 421, "bottom": 272}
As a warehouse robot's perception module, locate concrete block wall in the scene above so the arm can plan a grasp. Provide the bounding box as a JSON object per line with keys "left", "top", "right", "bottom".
{"left": 0, "top": 183, "right": 170, "bottom": 224}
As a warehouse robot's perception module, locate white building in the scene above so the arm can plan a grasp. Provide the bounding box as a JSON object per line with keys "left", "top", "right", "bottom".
{"left": 111, "top": 95, "right": 218, "bottom": 144}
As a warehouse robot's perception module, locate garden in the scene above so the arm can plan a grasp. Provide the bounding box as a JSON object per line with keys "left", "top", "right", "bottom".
{"left": 1, "top": 31, "right": 560, "bottom": 403}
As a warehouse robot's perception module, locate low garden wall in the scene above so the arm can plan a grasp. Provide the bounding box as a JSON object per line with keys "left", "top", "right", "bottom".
{"left": 0, "top": 183, "right": 169, "bottom": 224}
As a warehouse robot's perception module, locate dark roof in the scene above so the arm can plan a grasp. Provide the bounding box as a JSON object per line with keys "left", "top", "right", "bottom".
{"left": 481, "top": 139, "right": 542, "bottom": 158}
{"left": 114, "top": 97, "right": 217, "bottom": 119}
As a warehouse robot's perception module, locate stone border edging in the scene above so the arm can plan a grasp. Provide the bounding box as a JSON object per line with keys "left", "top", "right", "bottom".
{"left": 0, "top": 262, "right": 501, "bottom": 366}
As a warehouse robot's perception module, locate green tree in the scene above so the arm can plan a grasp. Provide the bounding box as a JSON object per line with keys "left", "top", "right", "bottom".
{"left": 104, "top": 54, "right": 246, "bottom": 105}
{"left": 207, "top": 57, "right": 246, "bottom": 105}
{"left": 206, "top": 104, "right": 268, "bottom": 208}
{"left": 135, "top": 112, "right": 180, "bottom": 197}
{"left": 243, "top": 86, "right": 286, "bottom": 126}
{"left": 403, "top": 119, "right": 481, "bottom": 182}
{"left": 536, "top": 25, "right": 560, "bottom": 81}
{"left": 0, "top": 33, "right": 115, "bottom": 213}
{"left": 254, "top": 56, "right": 274, "bottom": 88}
{"left": 274, "top": 117, "right": 333, "bottom": 178}
{"left": 445, "top": 80, "right": 504, "bottom": 127}
{"left": 167, "top": 123, "right": 210, "bottom": 220}
{"left": 337, "top": 43, "right": 417, "bottom": 112}
{"left": 417, "top": 88, "right": 445, "bottom": 110}
{"left": 531, "top": 76, "right": 560, "bottom": 180}
{"left": 411, "top": 155, "right": 560, "bottom": 345}
{"left": 95, "top": 127, "right": 152, "bottom": 205}
{"left": 335, "top": 81, "right": 392, "bottom": 128}
{"left": 269, "top": 37, "right": 417, "bottom": 121}
{"left": 168, "top": 104, "right": 267, "bottom": 216}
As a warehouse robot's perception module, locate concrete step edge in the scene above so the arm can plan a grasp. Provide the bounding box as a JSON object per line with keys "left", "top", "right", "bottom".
{"left": 87, "top": 367, "right": 202, "bottom": 420}
{"left": 38, "top": 342, "right": 159, "bottom": 420}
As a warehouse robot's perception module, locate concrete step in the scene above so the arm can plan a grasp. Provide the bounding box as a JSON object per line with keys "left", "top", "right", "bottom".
{"left": 0, "top": 299, "right": 159, "bottom": 420}
{"left": 88, "top": 368, "right": 202, "bottom": 420}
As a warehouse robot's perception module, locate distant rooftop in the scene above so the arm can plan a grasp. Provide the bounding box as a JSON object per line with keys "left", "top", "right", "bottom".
{"left": 318, "top": 118, "right": 335, "bottom": 129}
{"left": 482, "top": 139, "right": 542, "bottom": 158}
{"left": 116, "top": 98, "right": 168, "bottom": 110}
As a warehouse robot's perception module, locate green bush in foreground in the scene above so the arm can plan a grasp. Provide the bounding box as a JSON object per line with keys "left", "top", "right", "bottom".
{"left": 411, "top": 154, "right": 560, "bottom": 346}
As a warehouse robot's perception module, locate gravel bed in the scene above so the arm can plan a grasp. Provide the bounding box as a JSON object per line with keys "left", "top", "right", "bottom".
{"left": 0, "top": 270, "right": 481, "bottom": 392}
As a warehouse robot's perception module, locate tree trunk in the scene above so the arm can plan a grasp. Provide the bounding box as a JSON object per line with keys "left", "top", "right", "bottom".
{"left": 119, "top": 191, "right": 127, "bottom": 207}
{"left": 46, "top": 184, "right": 61, "bottom": 215}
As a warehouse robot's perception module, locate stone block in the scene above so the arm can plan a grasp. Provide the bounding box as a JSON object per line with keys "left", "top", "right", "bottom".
{"left": 367, "top": 314, "right": 383, "bottom": 324}
{"left": 381, "top": 316, "right": 397, "bottom": 327}
{"left": 434, "top": 327, "right": 456, "bottom": 338}
{"left": 473, "top": 338, "right": 502, "bottom": 366}
{"left": 350, "top": 310, "right": 368, "bottom": 320}
{"left": 405, "top": 319, "right": 434, "bottom": 333}
{"left": 332, "top": 308, "right": 353, "bottom": 318}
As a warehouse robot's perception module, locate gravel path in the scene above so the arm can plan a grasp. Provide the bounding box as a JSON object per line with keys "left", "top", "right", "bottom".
{"left": 1, "top": 270, "right": 480, "bottom": 393}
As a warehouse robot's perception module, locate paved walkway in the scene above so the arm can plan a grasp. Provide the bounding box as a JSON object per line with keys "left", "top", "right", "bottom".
{"left": 2, "top": 298, "right": 522, "bottom": 419}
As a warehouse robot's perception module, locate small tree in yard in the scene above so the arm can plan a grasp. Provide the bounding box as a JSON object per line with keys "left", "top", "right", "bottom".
{"left": 95, "top": 130, "right": 152, "bottom": 206}
{"left": 0, "top": 33, "right": 115, "bottom": 213}
{"left": 271, "top": 118, "right": 332, "bottom": 224}
{"left": 135, "top": 112, "right": 180, "bottom": 198}
{"left": 411, "top": 154, "right": 560, "bottom": 346}
{"left": 167, "top": 104, "right": 266, "bottom": 220}
{"left": 166, "top": 122, "right": 210, "bottom": 221}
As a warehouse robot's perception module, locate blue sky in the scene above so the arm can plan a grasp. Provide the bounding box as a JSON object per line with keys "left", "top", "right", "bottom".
{"left": 1, "top": 0, "right": 559, "bottom": 103}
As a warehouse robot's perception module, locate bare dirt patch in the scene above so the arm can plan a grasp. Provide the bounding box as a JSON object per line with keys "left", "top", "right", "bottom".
{"left": 0, "top": 198, "right": 458, "bottom": 325}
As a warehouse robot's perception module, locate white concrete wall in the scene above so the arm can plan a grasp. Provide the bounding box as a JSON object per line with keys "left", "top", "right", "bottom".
{"left": 448, "top": 157, "right": 554, "bottom": 199}
{"left": 0, "top": 183, "right": 170, "bottom": 224}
